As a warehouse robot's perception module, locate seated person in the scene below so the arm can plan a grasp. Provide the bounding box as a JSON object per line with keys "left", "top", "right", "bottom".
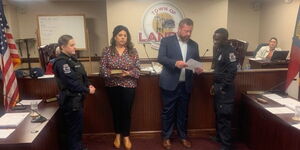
{"left": 255, "top": 37, "right": 281, "bottom": 59}
{"left": 45, "top": 47, "right": 61, "bottom": 74}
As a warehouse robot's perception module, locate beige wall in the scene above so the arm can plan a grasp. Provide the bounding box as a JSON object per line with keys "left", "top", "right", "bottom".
{"left": 106, "top": 0, "right": 228, "bottom": 58}
{"left": 4, "top": 0, "right": 300, "bottom": 73}
{"left": 228, "top": 0, "right": 260, "bottom": 51}
{"left": 3, "top": 1, "right": 20, "bottom": 39}
{"left": 6, "top": 0, "right": 108, "bottom": 58}
{"left": 259, "top": 0, "right": 300, "bottom": 50}
{"left": 6, "top": 0, "right": 300, "bottom": 56}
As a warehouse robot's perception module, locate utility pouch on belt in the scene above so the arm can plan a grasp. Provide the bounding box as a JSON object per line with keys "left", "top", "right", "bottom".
{"left": 71, "top": 95, "right": 82, "bottom": 111}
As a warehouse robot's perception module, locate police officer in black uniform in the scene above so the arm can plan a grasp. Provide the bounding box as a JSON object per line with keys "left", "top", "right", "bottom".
{"left": 210, "top": 28, "right": 237, "bottom": 150}
{"left": 53, "top": 35, "right": 96, "bottom": 150}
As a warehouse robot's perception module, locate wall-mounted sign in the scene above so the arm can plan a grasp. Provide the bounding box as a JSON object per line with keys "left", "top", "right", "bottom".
{"left": 138, "top": 1, "right": 184, "bottom": 49}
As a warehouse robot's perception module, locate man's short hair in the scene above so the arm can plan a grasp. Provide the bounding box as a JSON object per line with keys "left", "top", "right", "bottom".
{"left": 179, "top": 18, "right": 193, "bottom": 27}
{"left": 214, "top": 28, "right": 229, "bottom": 39}
{"left": 269, "top": 37, "right": 278, "bottom": 42}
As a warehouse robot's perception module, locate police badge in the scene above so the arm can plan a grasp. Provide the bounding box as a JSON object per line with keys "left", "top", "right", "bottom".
{"left": 229, "top": 53, "right": 236, "bottom": 62}
{"left": 63, "top": 64, "right": 71, "bottom": 74}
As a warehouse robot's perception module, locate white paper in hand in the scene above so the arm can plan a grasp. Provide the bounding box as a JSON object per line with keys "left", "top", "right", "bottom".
{"left": 186, "top": 59, "right": 202, "bottom": 70}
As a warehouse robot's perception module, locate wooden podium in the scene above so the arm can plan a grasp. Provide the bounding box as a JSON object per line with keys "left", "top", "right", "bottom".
{"left": 249, "top": 59, "right": 289, "bottom": 69}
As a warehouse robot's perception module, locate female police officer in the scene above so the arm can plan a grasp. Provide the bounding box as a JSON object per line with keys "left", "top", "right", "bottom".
{"left": 53, "top": 35, "right": 96, "bottom": 150}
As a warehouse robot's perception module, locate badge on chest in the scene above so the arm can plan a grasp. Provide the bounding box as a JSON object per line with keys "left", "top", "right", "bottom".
{"left": 229, "top": 53, "right": 236, "bottom": 62}
{"left": 63, "top": 64, "right": 71, "bottom": 74}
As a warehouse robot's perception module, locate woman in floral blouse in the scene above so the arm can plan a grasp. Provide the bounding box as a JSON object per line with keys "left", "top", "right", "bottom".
{"left": 100, "top": 25, "right": 140, "bottom": 150}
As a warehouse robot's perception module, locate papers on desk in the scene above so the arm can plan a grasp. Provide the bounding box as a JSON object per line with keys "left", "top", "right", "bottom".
{"left": 37, "top": 74, "right": 55, "bottom": 79}
{"left": 263, "top": 94, "right": 283, "bottom": 100}
{"left": 140, "top": 62, "right": 162, "bottom": 74}
{"left": 248, "top": 57, "right": 262, "bottom": 60}
{"left": 0, "top": 129, "right": 15, "bottom": 139}
{"left": 280, "top": 98, "right": 300, "bottom": 111}
{"left": 0, "top": 112, "right": 29, "bottom": 128}
{"left": 262, "top": 94, "right": 300, "bottom": 111}
{"left": 292, "top": 123, "right": 300, "bottom": 129}
{"left": 265, "top": 107, "right": 294, "bottom": 114}
{"left": 186, "top": 59, "right": 202, "bottom": 70}
{"left": 91, "top": 72, "right": 99, "bottom": 75}
{"left": 17, "top": 99, "right": 43, "bottom": 106}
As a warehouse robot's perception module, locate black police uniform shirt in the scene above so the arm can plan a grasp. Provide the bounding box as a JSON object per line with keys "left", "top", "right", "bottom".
{"left": 213, "top": 44, "right": 237, "bottom": 103}
{"left": 53, "top": 52, "right": 90, "bottom": 95}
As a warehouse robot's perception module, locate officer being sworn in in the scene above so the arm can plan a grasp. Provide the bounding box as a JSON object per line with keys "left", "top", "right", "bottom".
{"left": 211, "top": 28, "right": 237, "bottom": 150}
{"left": 53, "top": 35, "right": 96, "bottom": 150}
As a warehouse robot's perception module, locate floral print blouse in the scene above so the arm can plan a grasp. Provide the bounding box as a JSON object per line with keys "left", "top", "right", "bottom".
{"left": 100, "top": 47, "right": 140, "bottom": 88}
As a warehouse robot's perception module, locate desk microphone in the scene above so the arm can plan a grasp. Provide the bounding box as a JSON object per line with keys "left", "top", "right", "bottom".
{"left": 143, "top": 43, "right": 157, "bottom": 74}
{"left": 202, "top": 49, "right": 209, "bottom": 57}
{"left": 16, "top": 102, "right": 47, "bottom": 123}
{"left": 5, "top": 95, "right": 48, "bottom": 123}
{"left": 261, "top": 79, "right": 296, "bottom": 97}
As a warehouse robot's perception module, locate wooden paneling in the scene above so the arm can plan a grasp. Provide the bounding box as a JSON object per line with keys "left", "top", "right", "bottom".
{"left": 249, "top": 59, "right": 289, "bottom": 69}
{"left": 0, "top": 69, "right": 288, "bottom": 136}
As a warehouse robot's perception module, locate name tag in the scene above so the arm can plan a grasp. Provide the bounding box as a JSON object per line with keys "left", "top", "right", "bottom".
{"left": 218, "top": 55, "right": 222, "bottom": 61}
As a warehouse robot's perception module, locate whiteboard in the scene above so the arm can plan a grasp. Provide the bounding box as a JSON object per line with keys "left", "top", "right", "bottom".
{"left": 38, "top": 15, "right": 87, "bottom": 50}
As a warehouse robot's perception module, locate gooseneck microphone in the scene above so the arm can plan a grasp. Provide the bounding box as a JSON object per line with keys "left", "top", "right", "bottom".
{"left": 15, "top": 102, "right": 47, "bottom": 123}
{"left": 202, "top": 49, "right": 209, "bottom": 57}
{"left": 3, "top": 94, "right": 48, "bottom": 123}
{"left": 262, "top": 78, "right": 297, "bottom": 97}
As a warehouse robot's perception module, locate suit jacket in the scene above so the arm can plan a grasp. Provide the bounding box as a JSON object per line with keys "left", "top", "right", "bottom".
{"left": 158, "top": 35, "right": 200, "bottom": 93}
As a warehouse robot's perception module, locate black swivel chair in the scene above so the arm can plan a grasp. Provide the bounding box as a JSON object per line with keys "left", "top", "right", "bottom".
{"left": 253, "top": 43, "right": 268, "bottom": 57}
{"left": 211, "top": 39, "right": 248, "bottom": 69}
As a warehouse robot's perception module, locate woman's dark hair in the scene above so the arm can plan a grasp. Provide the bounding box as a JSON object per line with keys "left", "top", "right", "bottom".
{"left": 110, "top": 25, "right": 135, "bottom": 56}
{"left": 58, "top": 35, "right": 73, "bottom": 50}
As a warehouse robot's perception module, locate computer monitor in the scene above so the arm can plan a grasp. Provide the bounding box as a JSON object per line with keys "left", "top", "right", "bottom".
{"left": 271, "top": 50, "right": 289, "bottom": 61}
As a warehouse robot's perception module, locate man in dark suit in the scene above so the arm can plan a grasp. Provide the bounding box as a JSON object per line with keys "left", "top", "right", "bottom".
{"left": 158, "top": 18, "right": 203, "bottom": 150}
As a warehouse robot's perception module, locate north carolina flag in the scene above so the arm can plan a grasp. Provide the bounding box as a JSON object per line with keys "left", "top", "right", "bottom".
{"left": 286, "top": 6, "right": 300, "bottom": 100}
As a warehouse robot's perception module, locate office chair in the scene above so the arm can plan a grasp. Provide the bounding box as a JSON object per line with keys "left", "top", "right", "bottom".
{"left": 228, "top": 39, "right": 249, "bottom": 69}
{"left": 253, "top": 43, "right": 268, "bottom": 57}
{"left": 38, "top": 43, "right": 59, "bottom": 72}
{"left": 211, "top": 39, "right": 248, "bottom": 70}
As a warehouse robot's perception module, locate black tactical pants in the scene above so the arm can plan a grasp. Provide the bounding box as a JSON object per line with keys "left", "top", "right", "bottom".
{"left": 214, "top": 84, "right": 234, "bottom": 149}
{"left": 60, "top": 96, "right": 84, "bottom": 150}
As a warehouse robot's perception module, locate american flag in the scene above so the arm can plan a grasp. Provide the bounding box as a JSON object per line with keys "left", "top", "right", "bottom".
{"left": 0, "top": 2, "right": 21, "bottom": 111}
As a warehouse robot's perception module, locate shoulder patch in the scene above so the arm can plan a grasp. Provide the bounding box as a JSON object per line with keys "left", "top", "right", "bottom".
{"left": 63, "top": 64, "right": 71, "bottom": 74}
{"left": 229, "top": 53, "right": 236, "bottom": 62}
